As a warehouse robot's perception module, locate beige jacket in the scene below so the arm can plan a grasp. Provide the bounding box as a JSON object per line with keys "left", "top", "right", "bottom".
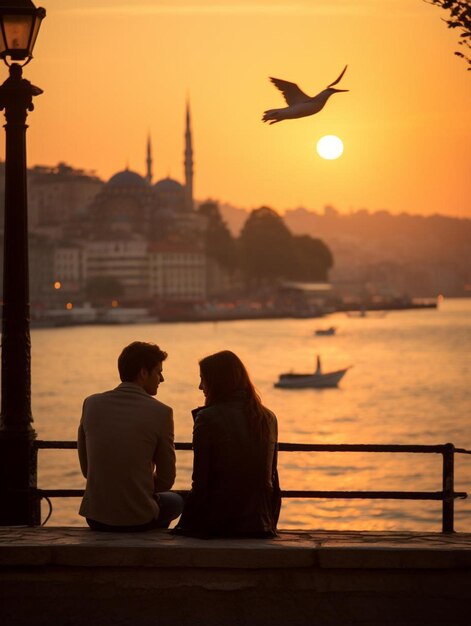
{"left": 78, "top": 382, "right": 176, "bottom": 526}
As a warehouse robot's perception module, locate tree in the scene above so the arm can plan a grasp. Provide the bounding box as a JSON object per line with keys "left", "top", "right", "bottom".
{"left": 238, "top": 206, "right": 294, "bottom": 287}
{"left": 288, "top": 235, "right": 334, "bottom": 282}
{"left": 426, "top": 0, "right": 471, "bottom": 69}
{"left": 198, "top": 201, "right": 237, "bottom": 271}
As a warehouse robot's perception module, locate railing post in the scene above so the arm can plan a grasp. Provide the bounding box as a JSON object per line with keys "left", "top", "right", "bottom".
{"left": 442, "top": 443, "right": 455, "bottom": 533}
{"left": 29, "top": 443, "right": 40, "bottom": 526}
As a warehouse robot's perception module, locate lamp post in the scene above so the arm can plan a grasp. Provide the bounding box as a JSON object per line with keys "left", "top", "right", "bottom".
{"left": 0, "top": 0, "right": 45, "bottom": 525}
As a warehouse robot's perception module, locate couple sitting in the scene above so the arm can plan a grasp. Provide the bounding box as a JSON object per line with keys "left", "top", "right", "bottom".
{"left": 77, "top": 341, "right": 281, "bottom": 537}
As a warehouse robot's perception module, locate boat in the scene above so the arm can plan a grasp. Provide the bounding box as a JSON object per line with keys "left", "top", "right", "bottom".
{"left": 274, "top": 355, "right": 350, "bottom": 389}
{"left": 315, "top": 326, "right": 336, "bottom": 336}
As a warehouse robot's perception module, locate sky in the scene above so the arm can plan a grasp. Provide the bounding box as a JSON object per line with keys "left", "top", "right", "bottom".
{"left": 9, "top": 0, "right": 471, "bottom": 217}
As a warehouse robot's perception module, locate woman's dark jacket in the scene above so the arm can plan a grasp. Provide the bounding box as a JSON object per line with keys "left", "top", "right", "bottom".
{"left": 176, "top": 393, "right": 281, "bottom": 537}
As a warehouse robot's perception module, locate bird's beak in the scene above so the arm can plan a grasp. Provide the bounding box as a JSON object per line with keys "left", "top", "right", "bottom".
{"left": 332, "top": 88, "right": 349, "bottom": 93}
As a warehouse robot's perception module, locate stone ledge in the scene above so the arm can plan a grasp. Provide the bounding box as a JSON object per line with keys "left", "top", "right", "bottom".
{"left": 1, "top": 527, "right": 470, "bottom": 569}
{"left": 1, "top": 528, "right": 471, "bottom": 626}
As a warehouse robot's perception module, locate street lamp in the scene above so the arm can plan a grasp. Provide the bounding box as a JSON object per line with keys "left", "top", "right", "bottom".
{"left": 0, "top": 1, "right": 45, "bottom": 64}
{"left": 0, "top": 0, "right": 45, "bottom": 525}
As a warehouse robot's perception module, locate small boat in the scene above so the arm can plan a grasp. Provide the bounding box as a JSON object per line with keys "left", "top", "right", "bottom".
{"left": 315, "top": 326, "right": 336, "bottom": 336}
{"left": 274, "top": 356, "right": 350, "bottom": 389}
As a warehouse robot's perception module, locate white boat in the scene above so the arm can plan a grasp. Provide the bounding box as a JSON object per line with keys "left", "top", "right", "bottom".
{"left": 274, "top": 368, "right": 349, "bottom": 388}
{"left": 274, "top": 356, "right": 350, "bottom": 388}
{"left": 315, "top": 326, "right": 336, "bottom": 336}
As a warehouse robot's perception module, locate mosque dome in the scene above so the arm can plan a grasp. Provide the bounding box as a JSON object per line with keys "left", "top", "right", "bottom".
{"left": 154, "top": 177, "right": 183, "bottom": 192}
{"left": 107, "top": 169, "right": 148, "bottom": 187}
{"left": 154, "top": 177, "right": 186, "bottom": 212}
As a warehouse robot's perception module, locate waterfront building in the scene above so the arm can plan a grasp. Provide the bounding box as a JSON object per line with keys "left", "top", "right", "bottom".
{"left": 27, "top": 162, "right": 103, "bottom": 230}
{"left": 53, "top": 243, "right": 85, "bottom": 294}
{"left": 84, "top": 237, "right": 149, "bottom": 302}
{"left": 149, "top": 239, "right": 206, "bottom": 303}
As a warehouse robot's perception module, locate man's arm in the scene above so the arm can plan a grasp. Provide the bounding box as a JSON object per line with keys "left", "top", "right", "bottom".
{"left": 77, "top": 401, "right": 88, "bottom": 478}
{"left": 153, "top": 408, "right": 176, "bottom": 492}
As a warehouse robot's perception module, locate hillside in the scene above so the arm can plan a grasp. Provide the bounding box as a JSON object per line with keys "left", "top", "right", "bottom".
{"left": 218, "top": 204, "right": 471, "bottom": 297}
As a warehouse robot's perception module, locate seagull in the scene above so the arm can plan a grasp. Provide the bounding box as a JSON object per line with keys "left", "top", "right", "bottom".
{"left": 262, "top": 65, "right": 348, "bottom": 124}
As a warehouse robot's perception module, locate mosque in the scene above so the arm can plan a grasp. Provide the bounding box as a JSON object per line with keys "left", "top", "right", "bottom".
{"left": 33, "top": 104, "right": 212, "bottom": 307}
{"left": 87, "top": 102, "right": 203, "bottom": 242}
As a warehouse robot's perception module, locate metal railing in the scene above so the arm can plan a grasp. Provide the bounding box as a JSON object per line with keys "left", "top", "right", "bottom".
{"left": 32, "top": 440, "right": 470, "bottom": 533}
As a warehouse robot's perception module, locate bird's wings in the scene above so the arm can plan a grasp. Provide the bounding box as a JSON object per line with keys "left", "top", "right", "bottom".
{"left": 327, "top": 65, "right": 348, "bottom": 88}
{"left": 269, "top": 78, "right": 310, "bottom": 105}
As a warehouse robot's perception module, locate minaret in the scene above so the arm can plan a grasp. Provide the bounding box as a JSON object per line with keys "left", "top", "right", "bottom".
{"left": 146, "top": 134, "right": 153, "bottom": 184}
{"left": 184, "top": 100, "right": 194, "bottom": 211}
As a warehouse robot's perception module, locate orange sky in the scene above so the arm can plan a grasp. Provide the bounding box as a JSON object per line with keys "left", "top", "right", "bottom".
{"left": 8, "top": 0, "right": 471, "bottom": 217}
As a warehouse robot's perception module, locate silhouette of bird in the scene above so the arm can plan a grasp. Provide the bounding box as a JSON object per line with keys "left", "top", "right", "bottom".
{"left": 262, "top": 65, "right": 348, "bottom": 124}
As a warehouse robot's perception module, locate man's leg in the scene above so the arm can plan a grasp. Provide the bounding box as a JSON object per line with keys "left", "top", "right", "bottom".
{"left": 154, "top": 492, "right": 184, "bottom": 528}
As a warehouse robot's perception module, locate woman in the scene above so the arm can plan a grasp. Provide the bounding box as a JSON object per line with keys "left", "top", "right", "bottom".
{"left": 176, "top": 350, "right": 281, "bottom": 537}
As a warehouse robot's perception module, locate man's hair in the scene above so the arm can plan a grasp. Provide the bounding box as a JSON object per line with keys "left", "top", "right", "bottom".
{"left": 118, "top": 341, "right": 167, "bottom": 382}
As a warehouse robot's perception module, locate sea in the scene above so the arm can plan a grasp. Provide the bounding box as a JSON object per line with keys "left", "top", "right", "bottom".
{"left": 31, "top": 298, "right": 471, "bottom": 532}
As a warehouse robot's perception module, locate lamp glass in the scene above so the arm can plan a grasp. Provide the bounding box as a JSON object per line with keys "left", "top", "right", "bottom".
{"left": 3, "top": 14, "right": 33, "bottom": 52}
{"left": 28, "top": 12, "right": 42, "bottom": 52}
{"left": 0, "top": 6, "right": 45, "bottom": 62}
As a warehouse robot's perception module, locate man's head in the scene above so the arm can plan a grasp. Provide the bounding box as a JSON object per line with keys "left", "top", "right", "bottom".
{"left": 118, "top": 341, "right": 168, "bottom": 395}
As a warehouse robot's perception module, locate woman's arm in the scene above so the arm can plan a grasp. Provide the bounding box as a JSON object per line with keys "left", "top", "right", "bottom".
{"left": 191, "top": 412, "right": 212, "bottom": 493}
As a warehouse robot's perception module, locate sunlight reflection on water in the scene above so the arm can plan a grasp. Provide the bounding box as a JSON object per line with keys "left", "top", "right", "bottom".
{"left": 31, "top": 298, "right": 471, "bottom": 531}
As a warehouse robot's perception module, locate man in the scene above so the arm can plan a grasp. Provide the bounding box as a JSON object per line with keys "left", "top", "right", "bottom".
{"left": 78, "top": 341, "right": 183, "bottom": 531}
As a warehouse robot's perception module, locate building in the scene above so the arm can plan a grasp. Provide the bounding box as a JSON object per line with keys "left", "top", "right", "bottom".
{"left": 80, "top": 102, "right": 207, "bottom": 305}
{"left": 84, "top": 237, "right": 149, "bottom": 302}
{"left": 27, "top": 162, "right": 103, "bottom": 230}
{"left": 53, "top": 243, "right": 85, "bottom": 294}
{"left": 51, "top": 102, "right": 206, "bottom": 308}
{"left": 149, "top": 239, "right": 206, "bottom": 303}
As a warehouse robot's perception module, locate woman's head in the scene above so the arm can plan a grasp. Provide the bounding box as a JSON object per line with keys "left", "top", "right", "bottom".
{"left": 198, "top": 350, "right": 271, "bottom": 439}
{"left": 199, "top": 350, "right": 252, "bottom": 405}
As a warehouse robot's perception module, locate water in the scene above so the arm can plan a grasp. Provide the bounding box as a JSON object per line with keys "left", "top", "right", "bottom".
{"left": 31, "top": 298, "right": 471, "bottom": 531}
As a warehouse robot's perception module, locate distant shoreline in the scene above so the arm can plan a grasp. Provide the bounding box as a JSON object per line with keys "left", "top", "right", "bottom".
{"left": 30, "top": 300, "right": 438, "bottom": 328}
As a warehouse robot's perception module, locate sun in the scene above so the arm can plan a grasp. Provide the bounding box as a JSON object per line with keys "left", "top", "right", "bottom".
{"left": 316, "top": 135, "right": 344, "bottom": 160}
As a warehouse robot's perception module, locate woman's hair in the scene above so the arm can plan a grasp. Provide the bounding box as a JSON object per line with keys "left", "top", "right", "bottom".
{"left": 199, "top": 350, "right": 271, "bottom": 439}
